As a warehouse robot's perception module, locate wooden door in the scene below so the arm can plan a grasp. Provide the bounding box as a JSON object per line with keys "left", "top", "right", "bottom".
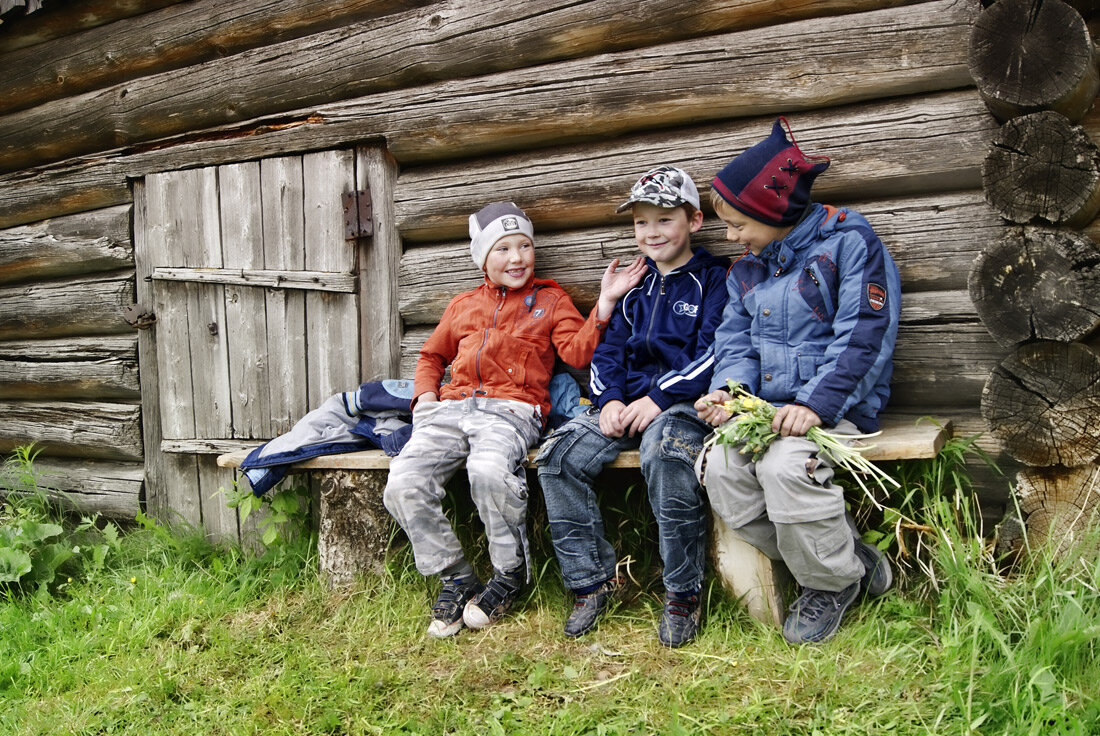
{"left": 133, "top": 147, "right": 400, "bottom": 541}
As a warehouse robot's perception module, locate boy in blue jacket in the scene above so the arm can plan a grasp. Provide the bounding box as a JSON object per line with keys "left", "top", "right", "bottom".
{"left": 537, "top": 166, "right": 729, "bottom": 647}
{"left": 694, "top": 118, "right": 900, "bottom": 645}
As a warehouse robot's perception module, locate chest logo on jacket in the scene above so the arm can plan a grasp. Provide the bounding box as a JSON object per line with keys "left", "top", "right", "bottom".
{"left": 673, "top": 301, "right": 700, "bottom": 317}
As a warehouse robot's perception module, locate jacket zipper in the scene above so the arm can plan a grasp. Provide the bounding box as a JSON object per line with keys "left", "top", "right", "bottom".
{"left": 474, "top": 286, "right": 507, "bottom": 394}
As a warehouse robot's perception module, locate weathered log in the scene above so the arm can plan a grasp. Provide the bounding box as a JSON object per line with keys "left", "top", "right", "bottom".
{"left": 0, "top": 271, "right": 135, "bottom": 339}
{"left": 20, "top": 458, "right": 144, "bottom": 519}
{"left": 394, "top": 90, "right": 995, "bottom": 242}
{"left": 982, "top": 111, "right": 1100, "bottom": 227}
{"left": 981, "top": 341, "right": 1100, "bottom": 467}
{"left": 0, "top": 400, "right": 143, "bottom": 461}
{"left": 317, "top": 469, "right": 395, "bottom": 586}
{"left": 0, "top": 336, "right": 139, "bottom": 400}
{"left": 1015, "top": 464, "right": 1100, "bottom": 557}
{"left": 968, "top": 227, "right": 1100, "bottom": 346}
{"left": 0, "top": 0, "right": 181, "bottom": 53}
{"left": 0, "top": 0, "right": 973, "bottom": 175}
{"left": 968, "top": 0, "right": 1098, "bottom": 122}
{"left": 0, "top": 204, "right": 131, "bottom": 285}
{"left": 0, "top": 0, "right": 429, "bottom": 114}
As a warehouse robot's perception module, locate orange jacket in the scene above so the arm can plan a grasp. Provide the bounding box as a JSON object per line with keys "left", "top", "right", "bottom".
{"left": 414, "top": 277, "right": 607, "bottom": 422}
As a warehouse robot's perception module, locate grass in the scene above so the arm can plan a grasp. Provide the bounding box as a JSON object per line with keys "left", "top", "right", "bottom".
{"left": 2, "top": 442, "right": 1100, "bottom": 735}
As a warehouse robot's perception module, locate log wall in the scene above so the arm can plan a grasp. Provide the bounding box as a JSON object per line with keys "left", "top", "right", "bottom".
{"left": 0, "top": 0, "right": 1065, "bottom": 534}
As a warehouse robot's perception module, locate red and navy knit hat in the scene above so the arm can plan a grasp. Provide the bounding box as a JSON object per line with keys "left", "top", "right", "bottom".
{"left": 711, "top": 118, "right": 830, "bottom": 227}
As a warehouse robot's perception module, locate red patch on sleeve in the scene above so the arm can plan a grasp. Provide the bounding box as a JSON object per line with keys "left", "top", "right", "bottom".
{"left": 867, "top": 283, "right": 887, "bottom": 311}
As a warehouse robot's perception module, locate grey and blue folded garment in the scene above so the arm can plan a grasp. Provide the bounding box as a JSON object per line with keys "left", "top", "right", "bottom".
{"left": 239, "top": 379, "right": 415, "bottom": 496}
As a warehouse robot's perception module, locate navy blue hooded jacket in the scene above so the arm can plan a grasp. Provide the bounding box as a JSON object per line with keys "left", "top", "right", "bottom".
{"left": 590, "top": 247, "right": 730, "bottom": 410}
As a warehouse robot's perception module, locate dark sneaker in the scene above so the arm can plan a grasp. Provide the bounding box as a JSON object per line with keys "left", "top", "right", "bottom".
{"left": 658, "top": 593, "right": 702, "bottom": 648}
{"left": 564, "top": 578, "right": 620, "bottom": 638}
{"left": 854, "top": 539, "right": 893, "bottom": 598}
{"left": 463, "top": 567, "right": 524, "bottom": 629}
{"left": 782, "top": 582, "right": 860, "bottom": 645}
{"left": 427, "top": 575, "right": 483, "bottom": 638}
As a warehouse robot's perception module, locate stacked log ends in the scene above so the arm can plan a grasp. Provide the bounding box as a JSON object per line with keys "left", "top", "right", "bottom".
{"left": 968, "top": 0, "right": 1099, "bottom": 123}
{"left": 982, "top": 111, "right": 1100, "bottom": 227}
{"left": 981, "top": 341, "right": 1100, "bottom": 467}
{"left": 968, "top": 226, "right": 1100, "bottom": 346}
{"left": 1014, "top": 465, "right": 1100, "bottom": 557}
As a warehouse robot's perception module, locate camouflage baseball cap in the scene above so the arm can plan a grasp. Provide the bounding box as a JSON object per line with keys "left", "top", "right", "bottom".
{"left": 616, "top": 165, "right": 701, "bottom": 213}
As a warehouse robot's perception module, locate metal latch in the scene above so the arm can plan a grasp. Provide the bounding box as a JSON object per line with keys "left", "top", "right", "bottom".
{"left": 342, "top": 188, "right": 373, "bottom": 240}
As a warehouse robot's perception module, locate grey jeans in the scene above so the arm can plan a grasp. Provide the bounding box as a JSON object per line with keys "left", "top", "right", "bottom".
{"left": 696, "top": 419, "right": 864, "bottom": 592}
{"left": 383, "top": 397, "right": 541, "bottom": 578}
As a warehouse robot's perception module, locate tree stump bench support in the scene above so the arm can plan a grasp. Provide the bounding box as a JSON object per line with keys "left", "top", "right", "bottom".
{"left": 217, "top": 416, "right": 952, "bottom": 625}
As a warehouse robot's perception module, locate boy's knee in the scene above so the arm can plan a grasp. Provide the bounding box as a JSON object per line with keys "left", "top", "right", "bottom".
{"left": 534, "top": 417, "right": 597, "bottom": 476}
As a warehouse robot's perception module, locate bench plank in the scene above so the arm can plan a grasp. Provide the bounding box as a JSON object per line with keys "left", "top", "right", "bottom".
{"left": 215, "top": 416, "right": 952, "bottom": 470}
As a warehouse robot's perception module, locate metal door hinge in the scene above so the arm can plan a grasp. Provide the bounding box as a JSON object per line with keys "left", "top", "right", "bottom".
{"left": 342, "top": 188, "right": 373, "bottom": 240}
{"left": 123, "top": 303, "right": 157, "bottom": 329}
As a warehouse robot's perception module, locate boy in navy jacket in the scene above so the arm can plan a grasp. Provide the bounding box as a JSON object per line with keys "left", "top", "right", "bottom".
{"left": 537, "top": 166, "right": 729, "bottom": 647}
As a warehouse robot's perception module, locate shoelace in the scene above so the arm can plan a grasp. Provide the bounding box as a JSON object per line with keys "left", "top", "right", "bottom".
{"left": 789, "top": 589, "right": 840, "bottom": 619}
{"left": 665, "top": 597, "right": 697, "bottom": 618}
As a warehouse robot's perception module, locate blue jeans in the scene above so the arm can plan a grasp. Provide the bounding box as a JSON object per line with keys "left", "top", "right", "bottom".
{"left": 535, "top": 401, "right": 709, "bottom": 594}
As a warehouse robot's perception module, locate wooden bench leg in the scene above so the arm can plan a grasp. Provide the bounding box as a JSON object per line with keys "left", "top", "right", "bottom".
{"left": 710, "top": 514, "right": 791, "bottom": 628}
{"left": 318, "top": 469, "right": 394, "bottom": 587}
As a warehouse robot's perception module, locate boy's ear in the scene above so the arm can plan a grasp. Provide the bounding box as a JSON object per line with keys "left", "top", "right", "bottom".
{"left": 689, "top": 208, "right": 705, "bottom": 233}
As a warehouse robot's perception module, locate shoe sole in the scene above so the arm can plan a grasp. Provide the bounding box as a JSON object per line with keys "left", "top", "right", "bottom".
{"left": 462, "top": 600, "right": 494, "bottom": 629}
{"left": 427, "top": 618, "right": 464, "bottom": 638}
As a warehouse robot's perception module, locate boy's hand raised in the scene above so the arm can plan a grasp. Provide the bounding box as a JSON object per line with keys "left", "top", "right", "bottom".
{"left": 595, "top": 256, "right": 647, "bottom": 320}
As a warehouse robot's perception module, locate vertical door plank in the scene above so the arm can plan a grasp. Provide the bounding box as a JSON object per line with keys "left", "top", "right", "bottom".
{"left": 144, "top": 171, "right": 196, "bottom": 440}
{"left": 260, "top": 155, "right": 309, "bottom": 434}
{"left": 356, "top": 147, "right": 402, "bottom": 380}
{"left": 220, "top": 161, "right": 271, "bottom": 438}
{"left": 180, "top": 168, "right": 233, "bottom": 440}
{"left": 303, "top": 150, "right": 360, "bottom": 406}
{"left": 134, "top": 179, "right": 202, "bottom": 529}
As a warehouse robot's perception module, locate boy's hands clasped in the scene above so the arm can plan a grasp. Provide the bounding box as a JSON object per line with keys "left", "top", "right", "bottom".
{"left": 599, "top": 395, "right": 662, "bottom": 438}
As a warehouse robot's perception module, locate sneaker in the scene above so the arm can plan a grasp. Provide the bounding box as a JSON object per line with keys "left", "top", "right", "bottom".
{"left": 463, "top": 568, "right": 524, "bottom": 629}
{"left": 427, "top": 575, "right": 483, "bottom": 638}
{"left": 658, "top": 593, "right": 702, "bottom": 648}
{"left": 854, "top": 539, "right": 893, "bottom": 598}
{"left": 564, "top": 578, "right": 619, "bottom": 638}
{"left": 782, "top": 582, "right": 860, "bottom": 645}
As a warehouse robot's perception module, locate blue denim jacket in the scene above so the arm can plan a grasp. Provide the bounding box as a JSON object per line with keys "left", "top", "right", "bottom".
{"left": 709, "top": 204, "right": 900, "bottom": 432}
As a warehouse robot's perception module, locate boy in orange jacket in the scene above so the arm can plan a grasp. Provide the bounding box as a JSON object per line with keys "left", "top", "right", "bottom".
{"left": 383, "top": 201, "right": 645, "bottom": 638}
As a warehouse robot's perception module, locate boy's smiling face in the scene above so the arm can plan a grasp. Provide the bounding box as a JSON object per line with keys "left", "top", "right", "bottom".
{"left": 714, "top": 198, "right": 792, "bottom": 256}
{"left": 483, "top": 233, "right": 535, "bottom": 289}
{"left": 632, "top": 202, "right": 702, "bottom": 274}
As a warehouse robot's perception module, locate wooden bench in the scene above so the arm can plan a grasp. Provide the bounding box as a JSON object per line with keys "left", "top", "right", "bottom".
{"left": 218, "top": 415, "right": 951, "bottom": 626}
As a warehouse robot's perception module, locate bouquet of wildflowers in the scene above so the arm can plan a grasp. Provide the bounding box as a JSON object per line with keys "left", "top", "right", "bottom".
{"left": 703, "top": 380, "right": 899, "bottom": 501}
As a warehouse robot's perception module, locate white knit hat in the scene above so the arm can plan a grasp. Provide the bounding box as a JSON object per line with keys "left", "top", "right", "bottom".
{"left": 469, "top": 202, "right": 535, "bottom": 269}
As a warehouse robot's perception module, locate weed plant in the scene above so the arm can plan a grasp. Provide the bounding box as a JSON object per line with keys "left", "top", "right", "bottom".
{"left": 2, "top": 444, "right": 1099, "bottom": 734}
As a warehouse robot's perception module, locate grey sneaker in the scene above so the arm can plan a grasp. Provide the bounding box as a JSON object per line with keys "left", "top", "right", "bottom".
{"left": 564, "top": 578, "right": 619, "bottom": 638}
{"left": 658, "top": 593, "right": 701, "bottom": 648}
{"left": 427, "top": 575, "right": 483, "bottom": 638}
{"left": 782, "top": 582, "right": 860, "bottom": 645}
{"left": 463, "top": 567, "right": 524, "bottom": 629}
{"left": 854, "top": 539, "right": 893, "bottom": 598}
